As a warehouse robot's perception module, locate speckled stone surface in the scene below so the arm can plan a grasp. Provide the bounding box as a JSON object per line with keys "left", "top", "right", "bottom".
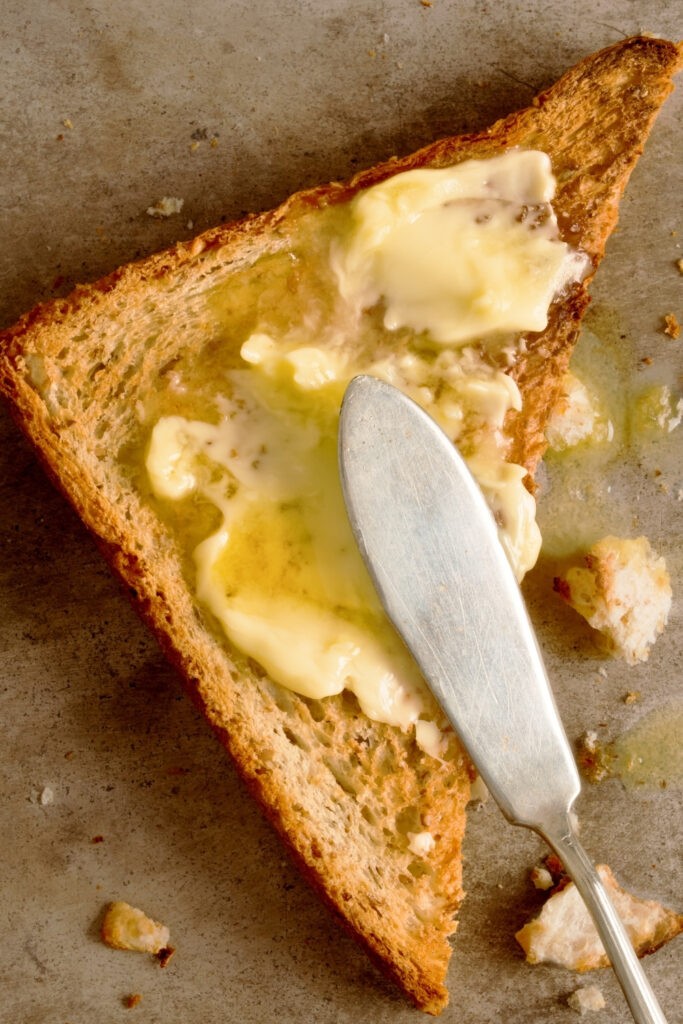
{"left": 0, "top": 3, "right": 681, "bottom": 1022}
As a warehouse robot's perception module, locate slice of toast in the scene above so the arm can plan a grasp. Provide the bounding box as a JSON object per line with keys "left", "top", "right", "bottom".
{"left": 0, "top": 36, "right": 680, "bottom": 1015}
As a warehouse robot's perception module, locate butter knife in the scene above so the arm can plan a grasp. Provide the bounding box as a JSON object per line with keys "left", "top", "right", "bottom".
{"left": 338, "top": 374, "right": 668, "bottom": 1024}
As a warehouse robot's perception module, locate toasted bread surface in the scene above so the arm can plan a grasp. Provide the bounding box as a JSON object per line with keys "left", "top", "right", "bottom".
{"left": 0, "top": 36, "right": 680, "bottom": 1014}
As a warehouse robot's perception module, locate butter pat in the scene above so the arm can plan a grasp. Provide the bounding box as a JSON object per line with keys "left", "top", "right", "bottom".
{"left": 333, "top": 151, "right": 586, "bottom": 344}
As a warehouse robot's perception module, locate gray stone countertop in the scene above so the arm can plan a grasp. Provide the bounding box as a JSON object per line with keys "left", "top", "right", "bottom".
{"left": 0, "top": 3, "right": 681, "bottom": 1022}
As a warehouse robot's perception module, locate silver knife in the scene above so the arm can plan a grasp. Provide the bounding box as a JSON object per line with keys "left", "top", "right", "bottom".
{"left": 338, "top": 373, "right": 668, "bottom": 1024}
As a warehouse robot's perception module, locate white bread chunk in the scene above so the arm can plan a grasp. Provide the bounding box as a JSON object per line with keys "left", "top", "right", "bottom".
{"left": 516, "top": 865, "right": 683, "bottom": 970}
{"left": 101, "top": 900, "right": 170, "bottom": 954}
{"left": 554, "top": 536, "right": 671, "bottom": 664}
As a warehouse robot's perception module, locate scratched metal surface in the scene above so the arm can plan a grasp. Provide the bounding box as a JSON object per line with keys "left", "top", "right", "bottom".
{"left": 0, "top": 3, "right": 681, "bottom": 1022}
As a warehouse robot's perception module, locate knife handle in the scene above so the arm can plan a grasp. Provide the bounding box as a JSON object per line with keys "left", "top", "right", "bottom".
{"left": 541, "top": 818, "right": 668, "bottom": 1024}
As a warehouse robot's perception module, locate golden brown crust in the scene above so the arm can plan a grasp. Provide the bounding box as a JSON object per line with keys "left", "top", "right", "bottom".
{"left": 0, "top": 36, "right": 680, "bottom": 1014}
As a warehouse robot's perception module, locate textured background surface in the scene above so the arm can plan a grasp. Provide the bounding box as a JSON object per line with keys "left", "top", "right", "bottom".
{"left": 0, "top": 3, "right": 681, "bottom": 1022}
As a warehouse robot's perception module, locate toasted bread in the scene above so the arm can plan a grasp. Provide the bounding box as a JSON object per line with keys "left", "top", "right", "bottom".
{"left": 0, "top": 36, "right": 680, "bottom": 1015}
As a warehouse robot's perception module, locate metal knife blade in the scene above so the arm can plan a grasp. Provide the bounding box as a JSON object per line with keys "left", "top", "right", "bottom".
{"left": 338, "top": 372, "right": 578, "bottom": 828}
{"left": 338, "top": 373, "right": 668, "bottom": 1024}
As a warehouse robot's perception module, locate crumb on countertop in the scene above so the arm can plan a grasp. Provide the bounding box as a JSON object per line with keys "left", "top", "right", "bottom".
{"left": 567, "top": 985, "right": 606, "bottom": 1014}
{"left": 146, "top": 197, "right": 184, "bottom": 218}
{"left": 663, "top": 312, "right": 680, "bottom": 338}
{"left": 101, "top": 901, "right": 170, "bottom": 955}
{"left": 545, "top": 372, "right": 613, "bottom": 451}
{"left": 577, "top": 730, "right": 612, "bottom": 783}
{"left": 623, "top": 690, "right": 641, "bottom": 704}
{"left": 530, "top": 865, "right": 554, "bottom": 891}
{"left": 124, "top": 994, "right": 142, "bottom": 1009}
{"left": 516, "top": 864, "right": 683, "bottom": 970}
{"left": 553, "top": 536, "right": 671, "bottom": 665}
{"left": 156, "top": 945, "right": 176, "bottom": 968}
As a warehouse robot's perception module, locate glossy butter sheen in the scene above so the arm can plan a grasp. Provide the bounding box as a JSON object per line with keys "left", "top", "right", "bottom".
{"left": 333, "top": 150, "right": 586, "bottom": 343}
{"left": 145, "top": 151, "right": 583, "bottom": 739}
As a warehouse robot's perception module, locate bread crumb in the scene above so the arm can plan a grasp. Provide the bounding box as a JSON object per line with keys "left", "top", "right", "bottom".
{"left": 124, "top": 994, "right": 142, "bottom": 1009}
{"left": 677, "top": 258, "right": 683, "bottom": 275}
{"left": 62, "top": 118, "right": 73, "bottom": 130}
{"left": 663, "top": 313, "right": 680, "bottom": 338}
{"left": 516, "top": 864, "right": 683, "bottom": 969}
{"left": 146, "top": 197, "right": 184, "bottom": 219}
{"left": 583, "top": 729, "right": 598, "bottom": 752}
{"left": 420, "top": 0, "right": 432, "bottom": 6}
{"left": 101, "top": 901, "right": 170, "bottom": 954}
{"left": 545, "top": 372, "right": 612, "bottom": 450}
{"left": 92, "top": 834, "right": 105, "bottom": 843}
{"left": 623, "top": 690, "right": 641, "bottom": 704}
{"left": 39, "top": 785, "right": 54, "bottom": 806}
{"left": 577, "top": 731, "right": 611, "bottom": 783}
{"left": 567, "top": 986, "right": 606, "bottom": 1014}
{"left": 530, "top": 866, "right": 554, "bottom": 890}
{"left": 553, "top": 536, "right": 671, "bottom": 664}
{"left": 467, "top": 774, "right": 489, "bottom": 808}
{"left": 156, "top": 945, "right": 176, "bottom": 968}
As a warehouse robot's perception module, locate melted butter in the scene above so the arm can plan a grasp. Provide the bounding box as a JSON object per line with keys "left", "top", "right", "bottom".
{"left": 630, "top": 385, "right": 683, "bottom": 436}
{"left": 147, "top": 370, "right": 434, "bottom": 731}
{"left": 142, "top": 153, "right": 584, "bottom": 737}
{"left": 611, "top": 706, "right": 683, "bottom": 788}
{"left": 536, "top": 319, "right": 633, "bottom": 558}
{"left": 602, "top": 706, "right": 683, "bottom": 789}
{"left": 538, "top": 307, "right": 683, "bottom": 561}
{"left": 333, "top": 152, "right": 585, "bottom": 344}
